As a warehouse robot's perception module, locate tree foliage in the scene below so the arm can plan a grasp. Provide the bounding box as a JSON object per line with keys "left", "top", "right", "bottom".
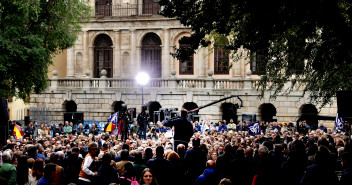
{"left": 0, "top": 0, "right": 91, "bottom": 100}
{"left": 159, "top": 0, "right": 352, "bottom": 106}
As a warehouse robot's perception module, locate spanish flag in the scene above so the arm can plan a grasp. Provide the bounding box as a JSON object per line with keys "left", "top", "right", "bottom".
{"left": 105, "top": 123, "right": 116, "bottom": 132}
{"left": 13, "top": 124, "right": 24, "bottom": 139}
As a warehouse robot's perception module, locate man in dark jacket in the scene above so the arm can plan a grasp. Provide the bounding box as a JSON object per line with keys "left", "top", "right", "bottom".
{"left": 194, "top": 160, "right": 222, "bottom": 185}
{"left": 137, "top": 104, "right": 149, "bottom": 139}
{"left": 216, "top": 144, "right": 234, "bottom": 179}
{"left": 147, "top": 146, "right": 172, "bottom": 185}
{"left": 184, "top": 138, "right": 207, "bottom": 185}
{"left": 340, "top": 152, "right": 352, "bottom": 185}
{"left": 163, "top": 109, "right": 193, "bottom": 150}
{"left": 24, "top": 121, "right": 34, "bottom": 138}
{"left": 62, "top": 147, "right": 83, "bottom": 184}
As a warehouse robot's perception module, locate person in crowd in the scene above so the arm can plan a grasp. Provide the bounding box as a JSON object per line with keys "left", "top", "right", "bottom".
{"left": 37, "top": 163, "right": 56, "bottom": 185}
{"left": 143, "top": 147, "right": 153, "bottom": 165}
{"left": 24, "top": 121, "right": 34, "bottom": 139}
{"left": 131, "top": 120, "right": 140, "bottom": 136}
{"left": 317, "top": 122, "right": 328, "bottom": 133}
{"left": 340, "top": 152, "right": 352, "bottom": 185}
{"left": 114, "top": 144, "right": 134, "bottom": 162}
{"left": 116, "top": 149, "right": 133, "bottom": 175}
{"left": 138, "top": 104, "right": 149, "bottom": 140}
{"left": 163, "top": 109, "right": 194, "bottom": 150}
{"left": 62, "top": 147, "right": 83, "bottom": 184}
{"left": 184, "top": 138, "right": 207, "bottom": 185}
{"left": 147, "top": 127, "right": 159, "bottom": 141}
{"left": 33, "top": 121, "right": 39, "bottom": 140}
{"left": 194, "top": 120, "right": 201, "bottom": 132}
{"left": 217, "top": 121, "right": 228, "bottom": 133}
{"left": 156, "top": 121, "right": 167, "bottom": 134}
{"left": 53, "top": 124, "right": 61, "bottom": 136}
{"left": 139, "top": 168, "right": 158, "bottom": 185}
{"left": 301, "top": 145, "right": 339, "bottom": 185}
{"left": 16, "top": 155, "right": 29, "bottom": 185}
{"left": 63, "top": 121, "right": 73, "bottom": 135}
{"left": 97, "top": 153, "right": 119, "bottom": 185}
{"left": 194, "top": 160, "right": 222, "bottom": 185}
{"left": 89, "top": 123, "right": 99, "bottom": 136}
{"left": 77, "top": 123, "right": 85, "bottom": 136}
{"left": 119, "top": 162, "right": 136, "bottom": 185}
{"left": 78, "top": 142, "right": 99, "bottom": 185}
{"left": 215, "top": 144, "right": 234, "bottom": 179}
{"left": 298, "top": 121, "right": 310, "bottom": 135}
{"left": 167, "top": 151, "right": 186, "bottom": 185}
{"left": 133, "top": 151, "right": 148, "bottom": 181}
{"left": 227, "top": 119, "right": 236, "bottom": 132}
{"left": 0, "top": 150, "right": 16, "bottom": 185}
{"left": 147, "top": 146, "right": 171, "bottom": 185}
{"left": 29, "top": 159, "right": 44, "bottom": 185}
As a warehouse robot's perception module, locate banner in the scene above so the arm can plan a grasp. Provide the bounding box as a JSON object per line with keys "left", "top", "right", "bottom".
{"left": 247, "top": 121, "right": 261, "bottom": 135}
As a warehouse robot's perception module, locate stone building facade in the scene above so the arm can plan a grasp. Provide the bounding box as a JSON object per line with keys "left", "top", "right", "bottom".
{"left": 30, "top": 0, "right": 337, "bottom": 128}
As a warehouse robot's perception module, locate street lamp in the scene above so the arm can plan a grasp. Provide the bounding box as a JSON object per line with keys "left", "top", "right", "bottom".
{"left": 136, "top": 72, "right": 150, "bottom": 105}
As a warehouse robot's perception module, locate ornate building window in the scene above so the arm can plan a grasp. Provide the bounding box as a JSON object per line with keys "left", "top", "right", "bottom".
{"left": 214, "top": 39, "right": 229, "bottom": 75}
{"left": 141, "top": 33, "right": 162, "bottom": 78}
{"left": 250, "top": 51, "right": 265, "bottom": 75}
{"left": 95, "top": 0, "right": 112, "bottom": 16}
{"left": 143, "top": 0, "right": 161, "bottom": 15}
{"left": 179, "top": 44, "right": 194, "bottom": 75}
{"left": 94, "top": 34, "right": 113, "bottom": 78}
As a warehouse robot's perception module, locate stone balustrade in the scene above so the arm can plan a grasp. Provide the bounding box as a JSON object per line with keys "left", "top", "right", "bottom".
{"left": 49, "top": 77, "right": 258, "bottom": 91}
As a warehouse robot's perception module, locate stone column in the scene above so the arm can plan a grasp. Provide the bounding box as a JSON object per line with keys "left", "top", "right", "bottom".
{"left": 67, "top": 47, "right": 75, "bottom": 77}
{"left": 198, "top": 47, "right": 206, "bottom": 77}
{"left": 83, "top": 30, "right": 89, "bottom": 76}
{"left": 114, "top": 30, "right": 121, "bottom": 77}
{"left": 162, "top": 28, "right": 170, "bottom": 77}
{"left": 130, "top": 29, "right": 138, "bottom": 74}
{"left": 88, "top": 46, "right": 94, "bottom": 77}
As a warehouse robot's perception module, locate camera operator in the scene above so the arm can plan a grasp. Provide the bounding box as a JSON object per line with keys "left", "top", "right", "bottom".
{"left": 147, "top": 127, "right": 159, "bottom": 141}
{"left": 137, "top": 104, "right": 149, "bottom": 140}
{"left": 163, "top": 109, "right": 194, "bottom": 150}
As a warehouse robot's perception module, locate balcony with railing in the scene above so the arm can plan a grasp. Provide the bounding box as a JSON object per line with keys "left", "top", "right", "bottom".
{"left": 95, "top": 3, "right": 161, "bottom": 17}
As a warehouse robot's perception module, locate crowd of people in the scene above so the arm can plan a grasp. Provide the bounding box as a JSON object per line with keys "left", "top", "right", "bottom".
{"left": 1, "top": 112, "right": 352, "bottom": 185}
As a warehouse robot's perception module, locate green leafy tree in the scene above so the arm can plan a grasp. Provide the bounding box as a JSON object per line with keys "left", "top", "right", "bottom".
{"left": 0, "top": 0, "right": 91, "bottom": 100}
{"left": 159, "top": 0, "right": 352, "bottom": 106}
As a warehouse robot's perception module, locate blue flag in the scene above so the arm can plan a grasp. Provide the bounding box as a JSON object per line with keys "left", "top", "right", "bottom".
{"left": 335, "top": 112, "right": 344, "bottom": 131}
{"left": 247, "top": 121, "right": 261, "bottom": 135}
{"left": 107, "top": 112, "right": 119, "bottom": 125}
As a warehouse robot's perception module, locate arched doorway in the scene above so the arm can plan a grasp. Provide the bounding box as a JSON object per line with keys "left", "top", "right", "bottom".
{"left": 141, "top": 33, "right": 162, "bottom": 78}
{"left": 299, "top": 104, "right": 318, "bottom": 130}
{"left": 222, "top": 103, "right": 238, "bottom": 123}
{"left": 148, "top": 101, "right": 162, "bottom": 123}
{"left": 94, "top": 34, "right": 113, "bottom": 78}
{"left": 259, "top": 103, "right": 277, "bottom": 122}
{"left": 65, "top": 101, "right": 77, "bottom": 112}
{"left": 113, "top": 101, "right": 125, "bottom": 113}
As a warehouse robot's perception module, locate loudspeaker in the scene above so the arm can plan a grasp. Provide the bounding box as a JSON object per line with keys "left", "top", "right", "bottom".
{"left": 337, "top": 91, "right": 352, "bottom": 118}
{"left": 0, "top": 126, "right": 8, "bottom": 145}
{"left": 0, "top": 97, "right": 9, "bottom": 125}
{"left": 0, "top": 97, "right": 8, "bottom": 145}
{"left": 24, "top": 116, "right": 30, "bottom": 126}
{"left": 129, "top": 108, "right": 136, "bottom": 119}
{"left": 222, "top": 103, "right": 238, "bottom": 123}
{"left": 153, "top": 111, "right": 160, "bottom": 122}
{"left": 64, "top": 112, "right": 84, "bottom": 125}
